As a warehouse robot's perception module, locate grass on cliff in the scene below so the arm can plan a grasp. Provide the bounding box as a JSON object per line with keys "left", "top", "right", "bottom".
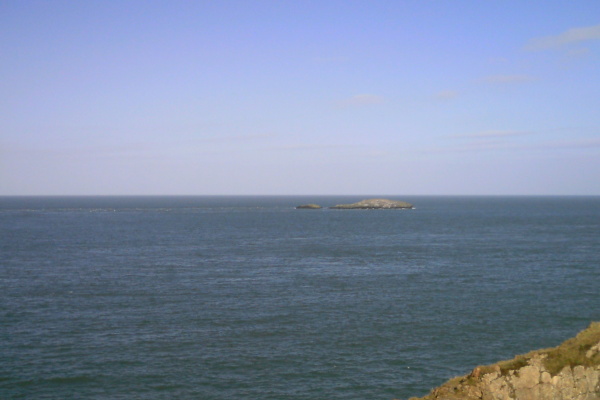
{"left": 473, "top": 322, "right": 600, "bottom": 378}
{"left": 541, "top": 321, "right": 600, "bottom": 374}
{"left": 414, "top": 323, "right": 600, "bottom": 400}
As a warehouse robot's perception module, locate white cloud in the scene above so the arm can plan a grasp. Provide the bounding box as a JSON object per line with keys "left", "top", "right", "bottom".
{"left": 525, "top": 24, "right": 600, "bottom": 51}
{"left": 337, "top": 94, "right": 385, "bottom": 107}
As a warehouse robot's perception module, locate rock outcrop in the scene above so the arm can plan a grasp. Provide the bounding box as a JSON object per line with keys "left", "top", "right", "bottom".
{"left": 330, "top": 198, "right": 414, "bottom": 209}
{"left": 404, "top": 322, "right": 600, "bottom": 400}
{"left": 295, "top": 204, "right": 322, "bottom": 209}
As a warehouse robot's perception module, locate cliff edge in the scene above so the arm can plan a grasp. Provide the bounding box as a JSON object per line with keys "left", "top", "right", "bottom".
{"left": 404, "top": 322, "right": 600, "bottom": 400}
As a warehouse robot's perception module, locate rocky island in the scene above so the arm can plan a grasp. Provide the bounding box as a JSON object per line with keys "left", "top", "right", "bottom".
{"left": 295, "top": 204, "right": 323, "bottom": 209}
{"left": 403, "top": 322, "right": 600, "bottom": 400}
{"left": 330, "top": 198, "right": 414, "bottom": 209}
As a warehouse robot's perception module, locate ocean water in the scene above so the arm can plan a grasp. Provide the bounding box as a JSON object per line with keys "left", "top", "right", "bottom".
{"left": 1, "top": 196, "right": 599, "bottom": 400}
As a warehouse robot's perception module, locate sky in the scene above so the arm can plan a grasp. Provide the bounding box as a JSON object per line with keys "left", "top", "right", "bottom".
{"left": 1, "top": 1, "right": 600, "bottom": 196}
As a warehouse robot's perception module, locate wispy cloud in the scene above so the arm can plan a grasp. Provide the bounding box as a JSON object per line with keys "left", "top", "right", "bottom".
{"left": 337, "top": 94, "right": 385, "bottom": 108}
{"left": 434, "top": 90, "right": 458, "bottom": 101}
{"left": 449, "top": 130, "right": 532, "bottom": 139}
{"left": 487, "top": 57, "right": 509, "bottom": 65}
{"left": 525, "top": 24, "right": 600, "bottom": 51}
{"left": 313, "top": 56, "right": 350, "bottom": 63}
{"left": 3, "top": 133, "right": 277, "bottom": 161}
{"left": 433, "top": 130, "right": 534, "bottom": 153}
{"left": 202, "top": 133, "right": 275, "bottom": 143}
{"left": 537, "top": 137, "right": 600, "bottom": 150}
{"left": 4, "top": 141, "right": 152, "bottom": 157}
{"left": 565, "top": 48, "right": 590, "bottom": 58}
{"left": 418, "top": 141, "right": 520, "bottom": 154}
{"left": 425, "top": 134, "right": 600, "bottom": 155}
{"left": 270, "top": 143, "right": 351, "bottom": 152}
{"left": 365, "top": 150, "right": 389, "bottom": 158}
{"left": 479, "top": 75, "right": 535, "bottom": 84}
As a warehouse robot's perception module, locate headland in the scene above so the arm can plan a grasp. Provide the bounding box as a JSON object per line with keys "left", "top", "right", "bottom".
{"left": 403, "top": 322, "right": 600, "bottom": 400}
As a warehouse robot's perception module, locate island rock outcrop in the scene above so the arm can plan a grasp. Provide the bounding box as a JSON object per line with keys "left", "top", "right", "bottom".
{"left": 403, "top": 322, "right": 600, "bottom": 400}
{"left": 295, "top": 204, "right": 322, "bottom": 209}
{"left": 330, "top": 198, "right": 414, "bottom": 209}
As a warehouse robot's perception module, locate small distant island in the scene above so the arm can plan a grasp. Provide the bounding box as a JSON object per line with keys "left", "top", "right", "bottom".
{"left": 296, "top": 198, "right": 414, "bottom": 210}
{"left": 295, "top": 204, "right": 323, "bottom": 209}
{"left": 330, "top": 198, "right": 414, "bottom": 209}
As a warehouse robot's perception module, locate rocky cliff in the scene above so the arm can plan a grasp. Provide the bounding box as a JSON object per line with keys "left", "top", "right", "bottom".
{"left": 404, "top": 322, "right": 600, "bottom": 400}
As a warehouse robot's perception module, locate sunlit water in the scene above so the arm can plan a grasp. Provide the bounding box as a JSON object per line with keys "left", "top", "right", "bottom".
{"left": 1, "top": 196, "right": 599, "bottom": 399}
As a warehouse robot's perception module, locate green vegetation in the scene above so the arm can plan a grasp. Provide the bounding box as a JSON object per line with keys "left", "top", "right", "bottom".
{"left": 474, "top": 322, "right": 600, "bottom": 378}
{"left": 411, "top": 323, "right": 600, "bottom": 400}
{"left": 542, "top": 322, "right": 600, "bottom": 374}
{"left": 473, "top": 355, "right": 530, "bottom": 378}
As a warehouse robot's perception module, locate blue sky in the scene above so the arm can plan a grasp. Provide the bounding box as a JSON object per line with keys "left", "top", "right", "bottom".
{"left": 1, "top": 1, "right": 599, "bottom": 195}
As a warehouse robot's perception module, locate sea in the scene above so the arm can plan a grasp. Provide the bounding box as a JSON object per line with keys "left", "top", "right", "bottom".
{"left": 1, "top": 196, "right": 599, "bottom": 400}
